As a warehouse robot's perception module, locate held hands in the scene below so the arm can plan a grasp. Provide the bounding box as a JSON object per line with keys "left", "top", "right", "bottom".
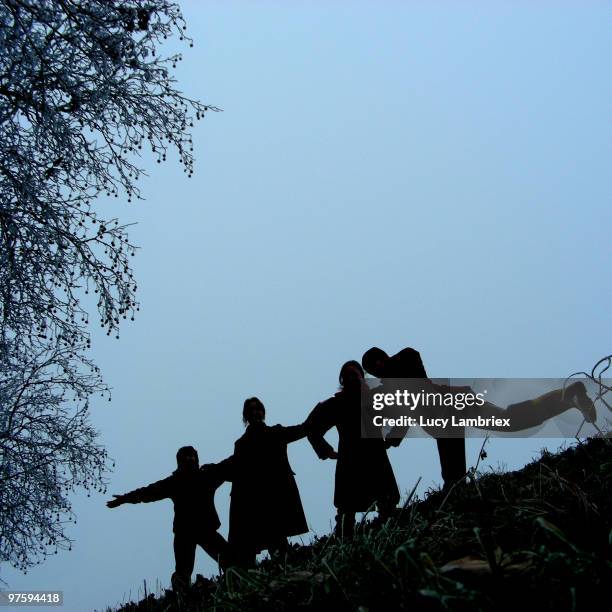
{"left": 325, "top": 449, "right": 339, "bottom": 460}
{"left": 106, "top": 494, "right": 125, "bottom": 509}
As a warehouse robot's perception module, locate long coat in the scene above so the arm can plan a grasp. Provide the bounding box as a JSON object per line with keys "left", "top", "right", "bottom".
{"left": 306, "top": 387, "right": 400, "bottom": 512}
{"left": 121, "top": 464, "right": 226, "bottom": 535}
{"left": 224, "top": 423, "right": 308, "bottom": 552}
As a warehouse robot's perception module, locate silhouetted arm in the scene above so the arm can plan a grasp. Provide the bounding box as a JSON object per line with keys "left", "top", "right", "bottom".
{"left": 305, "top": 401, "right": 337, "bottom": 459}
{"left": 384, "top": 382, "right": 410, "bottom": 446}
{"left": 385, "top": 350, "right": 429, "bottom": 445}
{"left": 275, "top": 423, "right": 308, "bottom": 444}
{"left": 384, "top": 378, "right": 441, "bottom": 445}
{"left": 201, "top": 456, "right": 234, "bottom": 485}
{"left": 107, "top": 475, "right": 174, "bottom": 507}
{"left": 385, "top": 372, "right": 473, "bottom": 445}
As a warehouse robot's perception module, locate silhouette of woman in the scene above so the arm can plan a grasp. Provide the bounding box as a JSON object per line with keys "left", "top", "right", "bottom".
{"left": 223, "top": 397, "right": 309, "bottom": 567}
{"left": 306, "top": 360, "right": 400, "bottom": 536}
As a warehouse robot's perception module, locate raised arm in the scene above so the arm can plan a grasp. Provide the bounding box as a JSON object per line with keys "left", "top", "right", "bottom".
{"left": 106, "top": 476, "right": 174, "bottom": 508}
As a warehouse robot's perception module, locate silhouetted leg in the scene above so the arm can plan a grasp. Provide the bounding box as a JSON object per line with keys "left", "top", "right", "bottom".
{"left": 227, "top": 537, "right": 257, "bottom": 569}
{"left": 172, "top": 533, "right": 196, "bottom": 591}
{"left": 198, "top": 531, "right": 229, "bottom": 571}
{"left": 437, "top": 437, "right": 467, "bottom": 490}
{"left": 237, "top": 546, "right": 257, "bottom": 568}
{"left": 377, "top": 498, "right": 397, "bottom": 521}
{"left": 474, "top": 387, "right": 583, "bottom": 432}
{"left": 334, "top": 509, "right": 356, "bottom": 537}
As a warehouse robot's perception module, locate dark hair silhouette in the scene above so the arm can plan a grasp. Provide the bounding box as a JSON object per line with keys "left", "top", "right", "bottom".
{"left": 338, "top": 360, "right": 364, "bottom": 387}
{"left": 361, "top": 347, "right": 389, "bottom": 374}
{"left": 243, "top": 397, "right": 265, "bottom": 425}
{"left": 176, "top": 446, "right": 199, "bottom": 466}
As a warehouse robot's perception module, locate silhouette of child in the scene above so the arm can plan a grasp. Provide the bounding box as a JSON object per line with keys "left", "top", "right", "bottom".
{"left": 106, "top": 446, "right": 228, "bottom": 591}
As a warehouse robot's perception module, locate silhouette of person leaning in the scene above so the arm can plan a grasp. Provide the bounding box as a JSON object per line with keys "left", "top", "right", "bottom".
{"left": 222, "top": 397, "right": 309, "bottom": 568}
{"left": 362, "top": 346, "right": 598, "bottom": 490}
{"left": 106, "top": 446, "right": 228, "bottom": 591}
{"left": 306, "top": 360, "right": 400, "bottom": 537}
{"left": 362, "top": 346, "right": 468, "bottom": 491}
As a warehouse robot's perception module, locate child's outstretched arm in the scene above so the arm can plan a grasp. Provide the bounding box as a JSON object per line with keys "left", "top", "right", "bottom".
{"left": 200, "top": 456, "right": 234, "bottom": 488}
{"left": 106, "top": 476, "right": 174, "bottom": 508}
{"left": 277, "top": 422, "right": 308, "bottom": 444}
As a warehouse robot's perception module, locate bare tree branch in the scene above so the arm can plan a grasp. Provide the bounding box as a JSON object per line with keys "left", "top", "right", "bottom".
{"left": 0, "top": 0, "right": 215, "bottom": 570}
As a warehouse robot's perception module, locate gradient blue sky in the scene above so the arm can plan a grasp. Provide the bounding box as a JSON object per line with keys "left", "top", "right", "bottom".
{"left": 2, "top": 2, "right": 611, "bottom": 610}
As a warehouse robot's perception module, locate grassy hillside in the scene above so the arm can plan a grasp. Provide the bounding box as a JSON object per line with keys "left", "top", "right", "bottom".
{"left": 110, "top": 435, "right": 611, "bottom": 611}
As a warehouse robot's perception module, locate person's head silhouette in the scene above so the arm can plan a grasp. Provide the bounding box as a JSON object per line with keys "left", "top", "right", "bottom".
{"left": 339, "top": 360, "right": 364, "bottom": 391}
{"left": 176, "top": 446, "right": 199, "bottom": 471}
{"left": 243, "top": 397, "right": 266, "bottom": 426}
{"left": 361, "top": 347, "right": 389, "bottom": 378}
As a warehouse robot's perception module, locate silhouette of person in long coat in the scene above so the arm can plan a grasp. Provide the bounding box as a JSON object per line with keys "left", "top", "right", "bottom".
{"left": 223, "top": 397, "right": 309, "bottom": 568}
{"left": 106, "top": 446, "right": 228, "bottom": 590}
{"left": 306, "top": 360, "right": 400, "bottom": 536}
